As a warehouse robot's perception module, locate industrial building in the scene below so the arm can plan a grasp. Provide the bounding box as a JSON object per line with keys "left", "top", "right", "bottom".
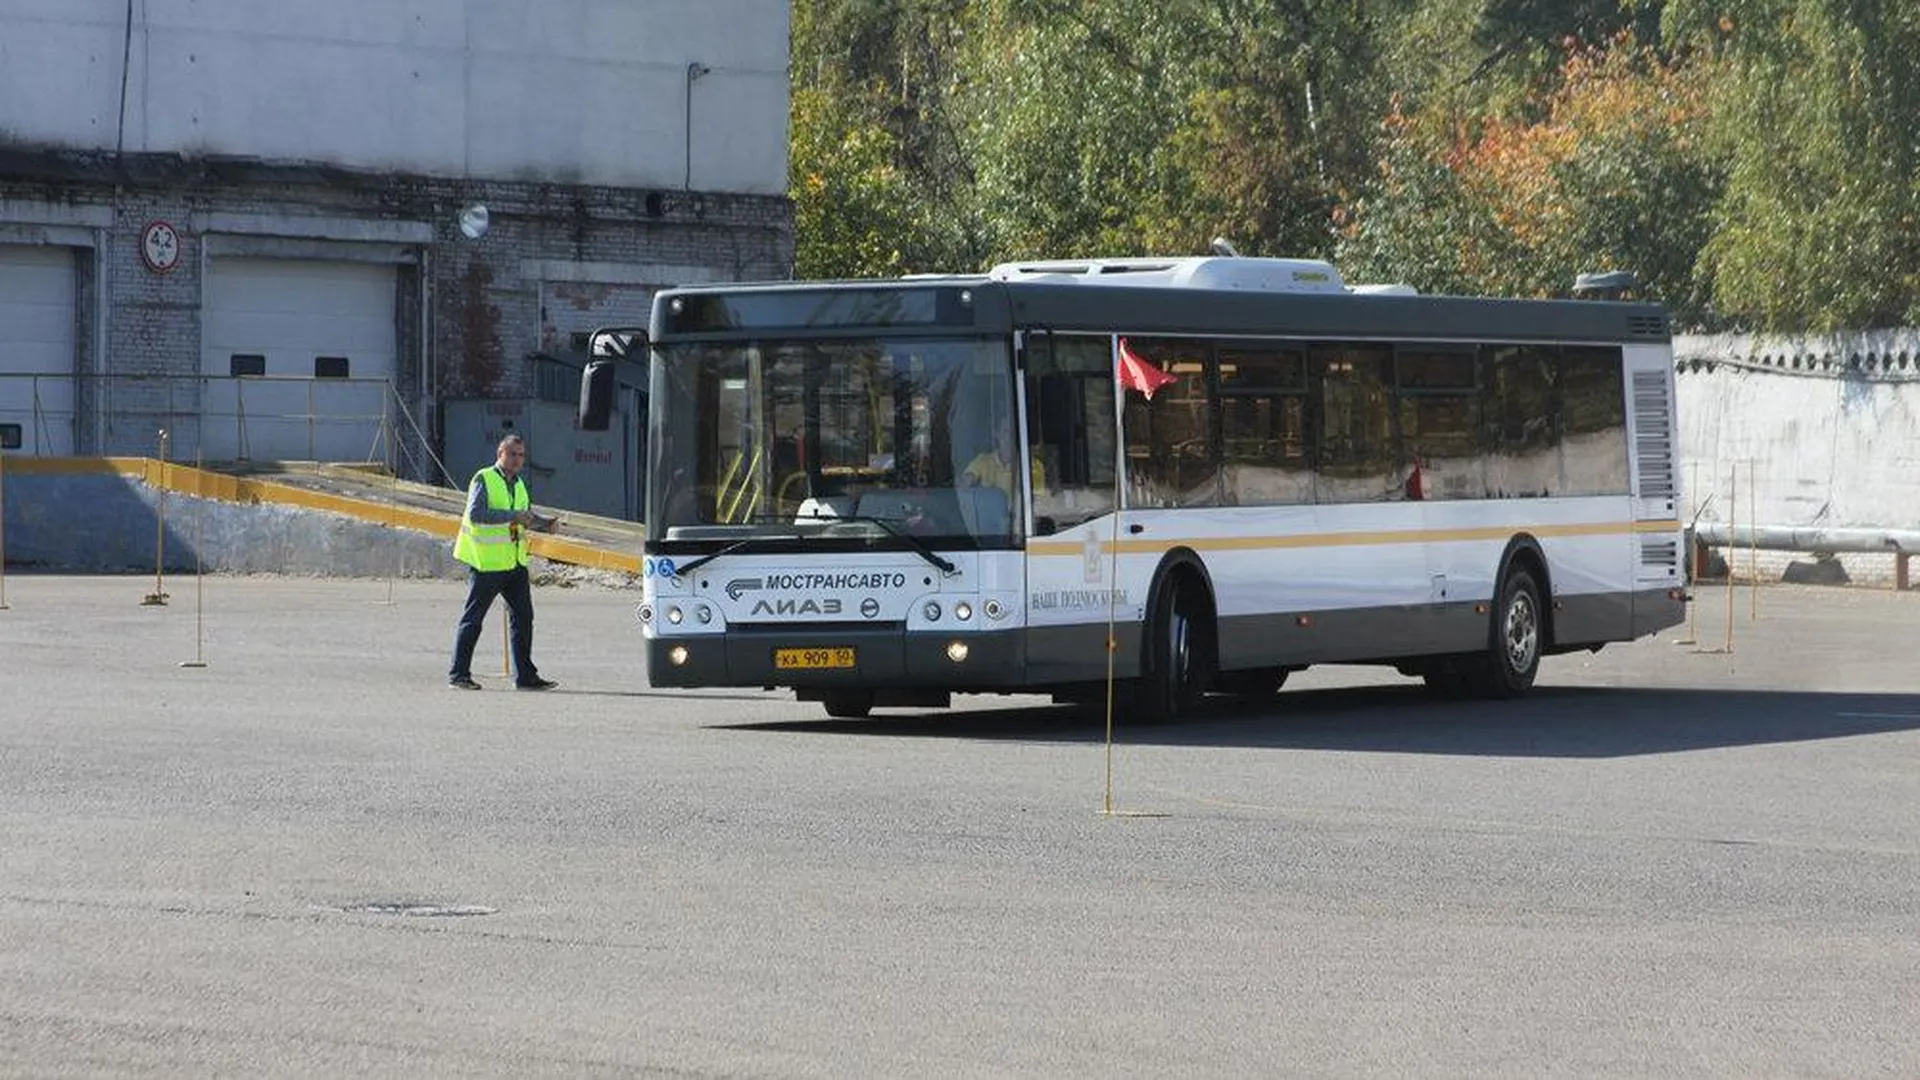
{"left": 0, "top": 0, "right": 793, "bottom": 518}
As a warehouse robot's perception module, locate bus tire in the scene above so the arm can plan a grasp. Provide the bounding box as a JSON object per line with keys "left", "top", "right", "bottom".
{"left": 1465, "top": 565, "right": 1542, "bottom": 699}
{"left": 1141, "top": 576, "right": 1207, "bottom": 722}
{"left": 821, "top": 690, "right": 874, "bottom": 719}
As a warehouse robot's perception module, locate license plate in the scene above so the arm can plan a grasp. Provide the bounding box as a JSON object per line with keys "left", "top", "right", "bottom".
{"left": 773, "top": 647, "right": 857, "bottom": 670}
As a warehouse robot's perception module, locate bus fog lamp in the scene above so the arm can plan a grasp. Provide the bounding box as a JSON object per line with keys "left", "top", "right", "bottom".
{"left": 945, "top": 641, "right": 970, "bottom": 663}
{"left": 667, "top": 605, "right": 685, "bottom": 625}
{"left": 954, "top": 602, "right": 973, "bottom": 621}
{"left": 923, "top": 601, "right": 942, "bottom": 622}
{"left": 668, "top": 645, "right": 690, "bottom": 666}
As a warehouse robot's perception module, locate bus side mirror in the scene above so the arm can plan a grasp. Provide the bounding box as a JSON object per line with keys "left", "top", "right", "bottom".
{"left": 579, "top": 325, "right": 648, "bottom": 431}
{"left": 579, "top": 360, "right": 616, "bottom": 431}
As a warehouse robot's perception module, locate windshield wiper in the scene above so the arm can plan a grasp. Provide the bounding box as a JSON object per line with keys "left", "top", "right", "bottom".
{"left": 797, "top": 512, "right": 958, "bottom": 576}
{"left": 671, "top": 534, "right": 800, "bottom": 578}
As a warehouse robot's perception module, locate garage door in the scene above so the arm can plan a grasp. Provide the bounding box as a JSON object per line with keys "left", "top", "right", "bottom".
{"left": 202, "top": 258, "right": 397, "bottom": 463}
{"left": 0, "top": 244, "right": 77, "bottom": 455}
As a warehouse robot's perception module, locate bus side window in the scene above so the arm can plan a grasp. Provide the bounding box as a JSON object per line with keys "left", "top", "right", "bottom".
{"left": 1560, "top": 346, "right": 1629, "bottom": 496}
{"left": 1312, "top": 345, "right": 1395, "bottom": 504}
{"left": 1485, "top": 344, "right": 1558, "bottom": 497}
{"left": 1394, "top": 347, "right": 1483, "bottom": 501}
{"left": 1218, "top": 344, "right": 1309, "bottom": 506}
{"left": 1120, "top": 337, "right": 1219, "bottom": 509}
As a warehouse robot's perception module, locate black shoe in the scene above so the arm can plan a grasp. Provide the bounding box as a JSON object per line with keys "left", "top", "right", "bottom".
{"left": 516, "top": 677, "right": 559, "bottom": 691}
{"left": 449, "top": 675, "right": 482, "bottom": 690}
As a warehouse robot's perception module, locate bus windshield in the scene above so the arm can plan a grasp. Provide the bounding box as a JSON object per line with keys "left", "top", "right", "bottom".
{"left": 648, "top": 336, "right": 1022, "bottom": 549}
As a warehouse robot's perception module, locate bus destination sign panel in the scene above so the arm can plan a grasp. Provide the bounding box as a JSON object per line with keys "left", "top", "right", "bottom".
{"left": 666, "top": 287, "right": 973, "bottom": 334}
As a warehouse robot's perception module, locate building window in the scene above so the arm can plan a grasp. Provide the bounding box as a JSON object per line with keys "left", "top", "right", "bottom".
{"left": 230, "top": 354, "right": 266, "bottom": 377}
{"left": 0, "top": 423, "right": 20, "bottom": 450}
{"left": 314, "top": 356, "right": 351, "bottom": 379}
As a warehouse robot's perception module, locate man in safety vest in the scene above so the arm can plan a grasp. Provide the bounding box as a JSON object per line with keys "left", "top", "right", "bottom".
{"left": 448, "top": 433, "right": 560, "bottom": 690}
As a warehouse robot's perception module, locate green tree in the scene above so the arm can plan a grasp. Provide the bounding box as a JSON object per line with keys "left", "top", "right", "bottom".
{"left": 1664, "top": 0, "right": 1920, "bottom": 329}
{"left": 1342, "top": 33, "right": 1719, "bottom": 323}
{"left": 964, "top": 0, "right": 1384, "bottom": 261}
{"left": 790, "top": 86, "right": 915, "bottom": 279}
{"left": 789, "top": 0, "right": 986, "bottom": 277}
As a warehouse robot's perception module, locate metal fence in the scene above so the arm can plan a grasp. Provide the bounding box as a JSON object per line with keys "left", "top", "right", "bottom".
{"left": 0, "top": 372, "right": 444, "bottom": 483}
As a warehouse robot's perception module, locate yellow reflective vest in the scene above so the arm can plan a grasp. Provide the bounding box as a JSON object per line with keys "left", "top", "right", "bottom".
{"left": 452, "top": 467, "right": 530, "bottom": 571}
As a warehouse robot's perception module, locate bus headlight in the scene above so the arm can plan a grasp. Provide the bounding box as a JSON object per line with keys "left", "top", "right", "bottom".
{"left": 667, "top": 605, "right": 685, "bottom": 625}
{"left": 923, "top": 601, "right": 942, "bottom": 622}
{"left": 954, "top": 602, "right": 973, "bottom": 622}
{"left": 696, "top": 604, "right": 713, "bottom": 625}
{"left": 637, "top": 604, "right": 654, "bottom": 624}
{"left": 984, "top": 599, "right": 1005, "bottom": 621}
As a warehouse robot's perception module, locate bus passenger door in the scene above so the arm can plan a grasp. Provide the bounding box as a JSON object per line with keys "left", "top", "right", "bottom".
{"left": 1021, "top": 333, "right": 1125, "bottom": 685}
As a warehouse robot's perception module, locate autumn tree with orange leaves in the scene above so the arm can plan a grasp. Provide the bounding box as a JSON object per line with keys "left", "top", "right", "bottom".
{"left": 1340, "top": 33, "right": 1719, "bottom": 322}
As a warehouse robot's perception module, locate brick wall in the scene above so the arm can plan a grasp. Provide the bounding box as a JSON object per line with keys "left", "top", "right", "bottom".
{"left": 0, "top": 154, "right": 795, "bottom": 471}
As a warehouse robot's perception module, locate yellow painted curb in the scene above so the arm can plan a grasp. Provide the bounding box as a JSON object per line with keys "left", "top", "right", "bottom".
{"left": 6, "top": 457, "right": 643, "bottom": 575}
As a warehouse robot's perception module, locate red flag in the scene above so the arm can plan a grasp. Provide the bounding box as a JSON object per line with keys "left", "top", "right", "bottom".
{"left": 1117, "top": 337, "right": 1177, "bottom": 400}
{"left": 1404, "top": 455, "right": 1425, "bottom": 500}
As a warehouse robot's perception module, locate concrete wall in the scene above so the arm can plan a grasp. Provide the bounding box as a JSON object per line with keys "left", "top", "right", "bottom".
{"left": 1675, "top": 329, "right": 1920, "bottom": 584}
{"left": 0, "top": 0, "right": 790, "bottom": 194}
{"left": 1, "top": 469, "right": 464, "bottom": 577}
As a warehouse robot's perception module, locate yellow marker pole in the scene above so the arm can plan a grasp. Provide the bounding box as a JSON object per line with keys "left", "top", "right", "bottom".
{"left": 1748, "top": 459, "right": 1759, "bottom": 621}
{"left": 0, "top": 439, "right": 10, "bottom": 611}
{"left": 377, "top": 413, "right": 400, "bottom": 607}
{"left": 1677, "top": 567, "right": 1700, "bottom": 646}
{"left": 389, "top": 453, "right": 402, "bottom": 603}
{"left": 1674, "top": 460, "right": 1697, "bottom": 645}
{"left": 181, "top": 449, "right": 208, "bottom": 669}
{"left": 142, "top": 430, "right": 171, "bottom": 606}
{"left": 1102, "top": 493, "right": 1122, "bottom": 817}
{"left": 1724, "top": 462, "right": 1736, "bottom": 653}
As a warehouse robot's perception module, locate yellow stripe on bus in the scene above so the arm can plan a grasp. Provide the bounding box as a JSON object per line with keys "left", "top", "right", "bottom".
{"left": 1026, "top": 519, "right": 1681, "bottom": 558}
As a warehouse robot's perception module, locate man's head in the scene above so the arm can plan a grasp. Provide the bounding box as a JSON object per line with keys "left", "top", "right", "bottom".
{"left": 495, "top": 434, "right": 527, "bottom": 475}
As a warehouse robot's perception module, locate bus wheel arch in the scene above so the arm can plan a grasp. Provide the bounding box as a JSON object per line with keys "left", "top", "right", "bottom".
{"left": 1496, "top": 535, "right": 1556, "bottom": 654}
{"left": 1137, "top": 550, "right": 1217, "bottom": 722}
{"left": 1467, "top": 536, "right": 1551, "bottom": 698}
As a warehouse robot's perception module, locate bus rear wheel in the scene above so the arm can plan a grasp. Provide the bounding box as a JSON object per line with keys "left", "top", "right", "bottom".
{"left": 1463, "top": 565, "right": 1542, "bottom": 698}
{"left": 820, "top": 690, "right": 874, "bottom": 719}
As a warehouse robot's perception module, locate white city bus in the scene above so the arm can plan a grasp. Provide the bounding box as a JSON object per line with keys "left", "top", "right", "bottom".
{"left": 580, "top": 256, "right": 1685, "bottom": 720}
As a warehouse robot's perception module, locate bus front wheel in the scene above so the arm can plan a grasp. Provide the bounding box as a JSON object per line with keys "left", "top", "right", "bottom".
{"left": 1140, "top": 576, "right": 1208, "bottom": 722}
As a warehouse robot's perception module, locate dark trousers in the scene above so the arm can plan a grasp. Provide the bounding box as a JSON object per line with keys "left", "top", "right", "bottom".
{"left": 449, "top": 565, "right": 538, "bottom": 683}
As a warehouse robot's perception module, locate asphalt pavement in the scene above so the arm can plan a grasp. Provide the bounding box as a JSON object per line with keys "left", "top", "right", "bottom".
{"left": 1, "top": 574, "right": 1915, "bottom": 1077}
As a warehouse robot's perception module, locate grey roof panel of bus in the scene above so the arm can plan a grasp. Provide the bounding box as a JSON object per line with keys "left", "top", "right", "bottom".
{"left": 650, "top": 277, "right": 1671, "bottom": 345}
{"left": 990, "top": 281, "right": 1670, "bottom": 344}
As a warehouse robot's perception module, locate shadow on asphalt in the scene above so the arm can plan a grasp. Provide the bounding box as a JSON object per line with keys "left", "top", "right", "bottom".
{"left": 711, "top": 685, "right": 1920, "bottom": 758}
{"left": 562, "top": 689, "right": 784, "bottom": 704}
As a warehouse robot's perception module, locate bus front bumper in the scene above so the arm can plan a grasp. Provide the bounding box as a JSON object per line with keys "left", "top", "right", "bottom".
{"left": 647, "top": 626, "right": 1026, "bottom": 690}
